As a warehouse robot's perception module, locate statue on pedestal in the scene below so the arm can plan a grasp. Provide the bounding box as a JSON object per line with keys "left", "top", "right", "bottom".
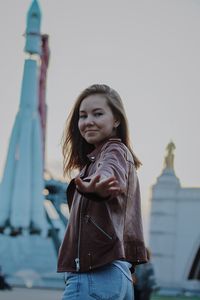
{"left": 164, "top": 141, "right": 176, "bottom": 170}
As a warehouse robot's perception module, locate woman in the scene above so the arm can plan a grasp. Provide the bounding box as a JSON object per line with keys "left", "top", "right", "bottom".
{"left": 57, "top": 84, "right": 147, "bottom": 300}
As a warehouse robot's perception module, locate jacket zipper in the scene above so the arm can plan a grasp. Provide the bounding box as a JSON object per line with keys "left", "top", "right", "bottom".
{"left": 85, "top": 215, "right": 113, "bottom": 240}
{"left": 75, "top": 199, "right": 84, "bottom": 272}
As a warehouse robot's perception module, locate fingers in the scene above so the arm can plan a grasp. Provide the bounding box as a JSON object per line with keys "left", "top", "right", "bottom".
{"left": 96, "top": 176, "right": 119, "bottom": 189}
{"left": 90, "top": 174, "right": 101, "bottom": 186}
{"left": 100, "top": 176, "right": 116, "bottom": 184}
{"left": 75, "top": 174, "right": 122, "bottom": 198}
{"left": 75, "top": 174, "right": 101, "bottom": 193}
{"left": 95, "top": 176, "right": 122, "bottom": 198}
{"left": 75, "top": 177, "right": 86, "bottom": 192}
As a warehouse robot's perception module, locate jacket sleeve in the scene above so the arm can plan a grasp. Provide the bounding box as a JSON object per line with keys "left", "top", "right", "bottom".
{"left": 94, "top": 142, "right": 129, "bottom": 192}
{"left": 78, "top": 142, "right": 130, "bottom": 201}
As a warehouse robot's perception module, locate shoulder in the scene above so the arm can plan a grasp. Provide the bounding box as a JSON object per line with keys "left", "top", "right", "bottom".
{"left": 101, "top": 139, "right": 133, "bottom": 162}
{"left": 101, "top": 138, "right": 127, "bottom": 153}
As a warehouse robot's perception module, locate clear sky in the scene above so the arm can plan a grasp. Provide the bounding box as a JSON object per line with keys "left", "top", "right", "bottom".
{"left": 1, "top": 0, "right": 200, "bottom": 240}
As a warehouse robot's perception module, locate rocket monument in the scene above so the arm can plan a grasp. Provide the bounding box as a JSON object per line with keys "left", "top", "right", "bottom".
{"left": 0, "top": 0, "right": 47, "bottom": 236}
{"left": 0, "top": 1, "right": 66, "bottom": 288}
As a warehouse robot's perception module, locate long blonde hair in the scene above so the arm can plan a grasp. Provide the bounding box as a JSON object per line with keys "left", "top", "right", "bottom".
{"left": 62, "top": 84, "right": 142, "bottom": 177}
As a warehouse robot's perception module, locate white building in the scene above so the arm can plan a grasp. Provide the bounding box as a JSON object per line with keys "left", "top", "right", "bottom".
{"left": 149, "top": 142, "right": 200, "bottom": 295}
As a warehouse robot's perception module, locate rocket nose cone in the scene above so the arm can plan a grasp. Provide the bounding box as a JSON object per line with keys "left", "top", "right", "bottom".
{"left": 28, "top": 0, "right": 41, "bottom": 18}
{"left": 25, "top": 0, "right": 42, "bottom": 54}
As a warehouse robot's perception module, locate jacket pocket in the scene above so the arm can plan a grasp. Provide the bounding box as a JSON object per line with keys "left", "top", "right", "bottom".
{"left": 85, "top": 215, "right": 113, "bottom": 240}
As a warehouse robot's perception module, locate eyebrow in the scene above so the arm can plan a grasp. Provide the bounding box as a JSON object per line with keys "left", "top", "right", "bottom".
{"left": 79, "top": 108, "right": 104, "bottom": 113}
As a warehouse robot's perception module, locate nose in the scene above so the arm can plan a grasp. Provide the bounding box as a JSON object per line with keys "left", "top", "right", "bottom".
{"left": 85, "top": 115, "right": 94, "bottom": 126}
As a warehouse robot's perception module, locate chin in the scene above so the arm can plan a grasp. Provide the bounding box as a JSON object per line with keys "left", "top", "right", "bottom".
{"left": 86, "top": 138, "right": 101, "bottom": 146}
{"left": 85, "top": 138, "right": 96, "bottom": 144}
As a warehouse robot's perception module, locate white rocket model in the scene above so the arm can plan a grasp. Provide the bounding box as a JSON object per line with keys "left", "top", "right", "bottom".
{"left": 0, "top": 0, "right": 47, "bottom": 235}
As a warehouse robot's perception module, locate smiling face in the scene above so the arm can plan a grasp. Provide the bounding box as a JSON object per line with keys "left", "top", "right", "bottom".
{"left": 78, "top": 94, "right": 119, "bottom": 147}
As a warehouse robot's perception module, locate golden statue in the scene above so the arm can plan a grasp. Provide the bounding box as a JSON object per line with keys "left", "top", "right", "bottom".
{"left": 164, "top": 141, "right": 175, "bottom": 169}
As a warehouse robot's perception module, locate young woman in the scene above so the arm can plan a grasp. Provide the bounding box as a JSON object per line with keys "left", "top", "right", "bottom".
{"left": 57, "top": 84, "right": 147, "bottom": 300}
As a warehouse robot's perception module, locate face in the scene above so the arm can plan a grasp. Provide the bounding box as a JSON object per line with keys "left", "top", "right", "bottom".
{"left": 78, "top": 94, "right": 119, "bottom": 147}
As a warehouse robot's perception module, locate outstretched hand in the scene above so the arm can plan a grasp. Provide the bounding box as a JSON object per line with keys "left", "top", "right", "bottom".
{"left": 75, "top": 175, "right": 121, "bottom": 198}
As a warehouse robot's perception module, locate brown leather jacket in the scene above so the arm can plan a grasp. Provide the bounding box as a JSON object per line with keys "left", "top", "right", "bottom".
{"left": 57, "top": 138, "right": 147, "bottom": 273}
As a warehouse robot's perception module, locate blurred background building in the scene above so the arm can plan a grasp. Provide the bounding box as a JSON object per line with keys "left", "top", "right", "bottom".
{"left": 149, "top": 141, "right": 200, "bottom": 295}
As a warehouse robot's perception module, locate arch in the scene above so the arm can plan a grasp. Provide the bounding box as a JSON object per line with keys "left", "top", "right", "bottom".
{"left": 188, "top": 245, "right": 200, "bottom": 280}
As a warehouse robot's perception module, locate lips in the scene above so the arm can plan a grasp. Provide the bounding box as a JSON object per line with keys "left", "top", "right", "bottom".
{"left": 85, "top": 130, "right": 98, "bottom": 134}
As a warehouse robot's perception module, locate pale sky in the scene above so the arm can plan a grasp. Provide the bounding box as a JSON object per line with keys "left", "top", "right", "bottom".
{"left": 1, "top": 0, "right": 200, "bottom": 240}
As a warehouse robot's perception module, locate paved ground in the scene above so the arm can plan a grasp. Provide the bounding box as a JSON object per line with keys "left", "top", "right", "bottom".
{"left": 0, "top": 287, "right": 63, "bottom": 300}
{"left": 1, "top": 288, "right": 200, "bottom": 300}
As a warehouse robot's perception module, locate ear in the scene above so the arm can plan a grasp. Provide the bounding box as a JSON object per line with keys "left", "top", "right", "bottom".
{"left": 114, "top": 120, "right": 120, "bottom": 128}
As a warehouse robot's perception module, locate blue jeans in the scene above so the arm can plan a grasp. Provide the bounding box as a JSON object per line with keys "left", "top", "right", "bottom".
{"left": 62, "top": 264, "right": 134, "bottom": 300}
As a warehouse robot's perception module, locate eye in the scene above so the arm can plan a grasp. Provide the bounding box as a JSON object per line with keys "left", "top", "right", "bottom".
{"left": 79, "top": 114, "right": 87, "bottom": 119}
{"left": 94, "top": 112, "right": 103, "bottom": 117}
